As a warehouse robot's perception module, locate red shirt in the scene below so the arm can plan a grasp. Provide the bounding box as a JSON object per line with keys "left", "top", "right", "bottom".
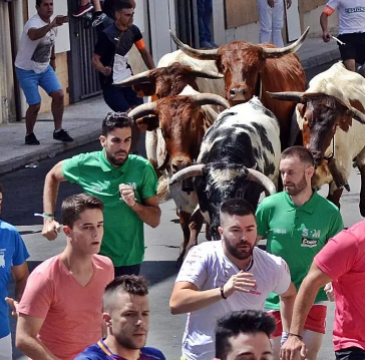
{"left": 315, "top": 221, "right": 365, "bottom": 351}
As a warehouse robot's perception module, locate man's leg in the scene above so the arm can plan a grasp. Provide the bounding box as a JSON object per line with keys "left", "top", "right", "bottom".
{"left": 114, "top": 264, "right": 141, "bottom": 277}
{"left": 344, "top": 59, "right": 356, "bottom": 72}
{"left": 272, "top": 0, "right": 285, "bottom": 47}
{"left": 50, "top": 89, "right": 64, "bottom": 131}
{"left": 203, "top": 0, "right": 213, "bottom": 44}
{"left": 197, "top": 0, "right": 210, "bottom": 47}
{"left": 337, "top": 35, "right": 357, "bottom": 72}
{"left": 335, "top": 347, "right": 365, "bottom": 360}
{"left": 258, "top": 0, "right": 273, "bottom": 44}
{"left": 0, "top": 334, "right": 12, "bottom": 360}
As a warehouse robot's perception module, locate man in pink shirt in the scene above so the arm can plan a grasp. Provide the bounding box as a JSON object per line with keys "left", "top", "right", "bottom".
{"left": 280, "top": 221, "right": 365, "bottom": 360}
{"left": 16, "top": 193, "right": 114, "bottom": 360}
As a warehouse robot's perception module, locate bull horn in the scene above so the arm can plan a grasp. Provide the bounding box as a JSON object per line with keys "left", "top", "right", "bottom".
{"left": 261, "top": 26, "right": 310, "bottom": 58}
{"left": 190, "top": 69, "right": 224, "bottom": 79}
{"left": 348, "top": 106, "right": 365, "bottom": 125}
{"left": 169, "top": 30, "right": 219, "bottom": 60}
{"left": 247, "top": 168, "right": 277, "bottom": 195}
{"left": 266, "top": 91, "right": 306, "bottom": 103}
{"left": 191, "top": 93, "right": 230, "bottom": 108}
{"left": 169, "top": 164, "right": 205, "bottom": 186}
{"left": 129, "top": 102, "right": 157, "bottom": 120}
{"left": 113, "top": 70, "right": 151, "bottom": 87}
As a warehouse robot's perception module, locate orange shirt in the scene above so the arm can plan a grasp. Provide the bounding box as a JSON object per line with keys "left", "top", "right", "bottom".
{"left": 18, "top": 254, "right": 114, "bottom": 360}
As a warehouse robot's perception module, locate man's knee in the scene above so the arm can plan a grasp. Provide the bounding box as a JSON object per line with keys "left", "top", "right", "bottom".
{"left": 50, "top": 89, "right": 64, "bottom": 103}
{"left": 27, "top": 102, "right": 41, "bottom": 114}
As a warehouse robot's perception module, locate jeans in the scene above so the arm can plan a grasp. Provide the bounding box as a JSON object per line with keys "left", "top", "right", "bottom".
{"left": 197, "top": 0, "right": 213, "bottom": 45}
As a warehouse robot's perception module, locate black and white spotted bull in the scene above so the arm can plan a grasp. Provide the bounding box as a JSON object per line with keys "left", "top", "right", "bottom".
{"left": 169, "top": 96, "right": 281, "bottom": 241}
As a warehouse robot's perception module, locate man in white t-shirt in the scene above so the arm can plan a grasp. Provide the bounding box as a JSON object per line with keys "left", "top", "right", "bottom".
{"left": 15, "top": 0, "right": 73, "bottom": 145}
{"left": 321, "top": 0, "right": 365, "bottom": 73}
{"left": 169, "top": 198, "right": 296, "bottom": 360}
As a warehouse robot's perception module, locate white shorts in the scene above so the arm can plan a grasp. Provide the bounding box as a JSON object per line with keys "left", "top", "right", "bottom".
{"left": 0, "top": 334, "right": 12, "bottom": 360}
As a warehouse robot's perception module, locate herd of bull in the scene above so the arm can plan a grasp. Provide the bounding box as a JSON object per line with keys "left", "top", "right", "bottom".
{"left": 116, "top": 27, "right": 365, "bottom": 262}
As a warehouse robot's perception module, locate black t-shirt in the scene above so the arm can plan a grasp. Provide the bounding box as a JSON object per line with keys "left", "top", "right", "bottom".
{"left": 94, "top": 23, "right": 143, "bottom": 87}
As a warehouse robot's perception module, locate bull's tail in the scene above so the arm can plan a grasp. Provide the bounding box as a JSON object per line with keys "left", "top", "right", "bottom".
{"left": 157, "top": 175, "right": 169, "bottom": 202}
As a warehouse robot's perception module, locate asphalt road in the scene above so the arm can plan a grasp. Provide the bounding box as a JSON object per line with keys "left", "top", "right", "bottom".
{"left": 1, "top": 60, "right": 362, "bottom": 360}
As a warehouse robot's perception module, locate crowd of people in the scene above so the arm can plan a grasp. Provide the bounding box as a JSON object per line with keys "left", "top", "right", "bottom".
{"left": 4, "top": 0, "right": 365, "bottom": 359}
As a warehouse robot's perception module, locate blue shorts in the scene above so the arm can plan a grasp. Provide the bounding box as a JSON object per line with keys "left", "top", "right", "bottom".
{"left": 15, "top": 65, "right": 62, "bottom": 106}
{"left": 102, "top": 84, "right": 143, "bottom": 112}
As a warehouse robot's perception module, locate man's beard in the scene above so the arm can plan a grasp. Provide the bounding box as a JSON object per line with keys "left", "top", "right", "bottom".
{"left": 284, "top": 174, "right": 308, "bottom": 196}
{"left": 224, "top": 238, "right": 253, "bottom": 260}
{"left": 106, "top": 150, "right": 129, "bottom": 166}
{"left": 115, "top": 331, "right": 146, "bottom": 350}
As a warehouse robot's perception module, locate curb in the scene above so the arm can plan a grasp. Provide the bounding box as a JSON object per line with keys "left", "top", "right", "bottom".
{"left": 301, "top": 48, "right": 341, "bottom": 70}
{"left": 0, "top": 129, "right": 100, "bottom": 176}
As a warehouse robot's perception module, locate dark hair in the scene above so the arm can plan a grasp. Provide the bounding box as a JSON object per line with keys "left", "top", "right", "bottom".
{"left": 36, "top": 0, "right": 45, "bottom": 6}
{"left": 62, "top": 194, "right": 104, "bottom": 228}
{"left": 114, "top": 0, "right": 133, "bottom": 13}
{"left": 220, "top": 198, "right": 255, "bottom": 218}
{"left": 101, "top": 112, "right": 133, "bottom": 136}
{"left": 0, "top": 183, "right": 3, "bottom": 194}
{"left": 103, "top": 275, "right": 149, "bottom": 311}
{"left": 281, "top": 146, "right": 315, "bottom": 166}
{"left": 215, "top": 310, "right": 276, "bottom": 360}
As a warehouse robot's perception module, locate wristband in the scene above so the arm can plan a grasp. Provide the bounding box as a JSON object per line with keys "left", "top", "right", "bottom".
{"left": 220, "top": 286, "right": 227, "bottom": 299}
{"left": 288, "top": 332, "right": 303, "bottom": 340}
{"left": 281, "top": 331, "right": 289, "bottom": 345}
{"left": 43, "top": 213, "right": 54, "bottom": 218}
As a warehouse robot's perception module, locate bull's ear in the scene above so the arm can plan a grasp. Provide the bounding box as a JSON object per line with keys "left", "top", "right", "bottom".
{"left": 136, "top": 115, "right": 160, "bottom": 132}
{"left": 132, "top": 83, "right": 156, "bottom": 97}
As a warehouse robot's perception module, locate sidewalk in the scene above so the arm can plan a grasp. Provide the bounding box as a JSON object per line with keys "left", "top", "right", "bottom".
{"left": 0, "top": 36, "right": 341, "bottom": 176}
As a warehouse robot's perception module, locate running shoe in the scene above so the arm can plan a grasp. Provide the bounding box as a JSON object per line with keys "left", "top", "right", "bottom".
{"left": 73, "top": 3, "right": 93, "bottom": 17}
{"left": 53, "top": 129, "right": 74, "bottom": 142}
{"left": 357, "top": 64, "right": 365, "bottom": 78}
{"left": 25, "top": 133, "right": 40, "bottom": 145}
{"left": 92, "top": 12, "right": 107, "bottom": 27}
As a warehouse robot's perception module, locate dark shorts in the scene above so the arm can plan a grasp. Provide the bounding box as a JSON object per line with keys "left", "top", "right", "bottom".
{"left": 336, "top": 347, "right": 365, "bottom": 360}
{"left": 114, "top": 264, "right": 141, "bottom": 277}
{"left": 102, "top": 84, "right": 143, "bottom": 112}
{"left": 337, "top": 32, "right": 365, "bottom": 64}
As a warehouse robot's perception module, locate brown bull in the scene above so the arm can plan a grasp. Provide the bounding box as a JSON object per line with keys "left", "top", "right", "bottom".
{"left": 170, "top": 28, "right": 310, "bottom": 148}
{"left": 129, "top": 92, "right": 229, "bottom": 263}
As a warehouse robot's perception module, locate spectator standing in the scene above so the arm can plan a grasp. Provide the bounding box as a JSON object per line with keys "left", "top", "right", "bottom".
{"left": 92, "top": 1, "right": 155, "bottom": 114}
{"left": 256, "top": 146, "right": 344, "bottom": 360}
{"left": 42, "top": 113, "right": 160, "bottom": 277}
{"left": 280, "top": 220, "right": 365, "bottom": 360}
{"left": 15, "top": 0, "right": 73, "bottom": 145}
{"left": 320, "top": 0, "right": 365, "bottom": 73}
{"left": 257, "top": 0, "right": 292, "bottom": 47}
{"left": 0, "top": 184, "right": 29, "bottom": 360}
{"left": 213, "top": 310, "right": 277, "bottom": 360}
{"left": 197, "top": 0, "right": 218, "bottom": 48}
{"left": 16, "top": 194, "right": 114, "bottom": 360}
{"left": 169, "top": 198, "right": 296, "bottom": 360}
{"left": 75, "top": 275, "right": 166, "bottom": 359}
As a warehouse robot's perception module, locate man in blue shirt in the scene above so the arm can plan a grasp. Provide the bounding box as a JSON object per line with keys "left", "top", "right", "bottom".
{"left": 75, "top": 275, "right": 165, "bottom": 360}
{"left": 0, "top": 183, "right": 29, "bottom": 360}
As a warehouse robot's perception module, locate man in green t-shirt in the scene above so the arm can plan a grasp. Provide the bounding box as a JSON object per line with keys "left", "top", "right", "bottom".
{"left": 256, "top": 146, "right": 343, "bottom": 360}
{"left": 41, "top": 112, "right": 161, "bottom": 276}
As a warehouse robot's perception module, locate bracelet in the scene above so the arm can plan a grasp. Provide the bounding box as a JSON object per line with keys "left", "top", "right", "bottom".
{"left": 43, "top": 213, "right": 54, "bottom": 218}
{"left": 288, "top": 332, "right": 303, "bottom": 340}
{"left": 220, "top": 286, "right": 227, "bottom": 300}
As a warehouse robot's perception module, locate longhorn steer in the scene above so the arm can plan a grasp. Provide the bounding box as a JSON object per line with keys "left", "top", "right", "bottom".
{"left": 129, "top": 91, "right": 230, "bottom": 262}
{"left": 169, "top": 97, "right": 280, "bottom": 240}
{"left": 268, "top": 62, "right": 365, "bottom": 214}
{"left": 170, "top": 28, "right": 309, "bottom": 148}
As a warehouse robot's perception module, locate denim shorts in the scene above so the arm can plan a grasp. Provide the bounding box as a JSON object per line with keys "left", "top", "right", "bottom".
{"left": 15, "top": 65, "right": 62, "bottom": 106}
{"left": 102, "top": 84, "right": 143, "bottom": 112}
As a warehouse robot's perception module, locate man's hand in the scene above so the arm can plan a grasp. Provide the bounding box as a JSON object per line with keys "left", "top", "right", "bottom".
{"left": 119, "top": 184, "right": 137, "bottom": 208}
{"left": 322, "top": 31, "right": 331, "bottom": 42}
{"left": 5, "top": 297, "right": 19, "bottom": 317}
{"left": 103, "top": 66, "right": 112, "bottom": 77}
{"left": 51, "top": 15, "right": 68, "bottom": 28}
{"left": 324, "top": 282, "right": 335, "bottom": 302}
{"left": 268, "top": 0, "right": 275, "bottom": 7}
{"left": 50, "top": 58, "right": 56, "bottom": 71}
{"left": 42, "top": 218, "right": 61, "bottom": 241}
{"left": 222, "top": 271, "right": 256, "bottom": 297}
{"left": 287, "top": 0, "right": 292, "bottom": 9}
{"left": 280, "top": 335, "right": 307, "bottom": 360}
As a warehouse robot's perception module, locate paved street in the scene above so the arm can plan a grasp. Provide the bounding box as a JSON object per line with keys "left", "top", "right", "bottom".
{"left": 1, "top": 61, "right": 362, "bottom": 360}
